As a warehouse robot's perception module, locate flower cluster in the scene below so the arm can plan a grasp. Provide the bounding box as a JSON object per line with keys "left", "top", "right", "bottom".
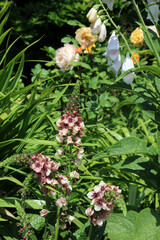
{"left": 56, "top": 94, "right": 85, "bottom": 165}
{"left": 31, "top": 153, "right": 61, "bottom": 195}
{"left": 86, "top": 181, "right": 124, "bottom": 226}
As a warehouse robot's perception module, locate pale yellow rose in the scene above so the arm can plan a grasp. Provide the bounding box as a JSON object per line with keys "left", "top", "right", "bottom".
{"left": 75, "top": 27, "right": 97, "bottom": 47}
{"left": 130, "top": 28, "right": 144, "bottom": 46}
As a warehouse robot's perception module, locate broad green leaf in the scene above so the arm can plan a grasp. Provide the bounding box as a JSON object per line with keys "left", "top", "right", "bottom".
{"left": 93, "top": 137, "right": 156, "bottom": 160}
{"left": 106, "top": 208, "right": 160, "bottom": 240}
{"left": 27, "top": 214, "right": 45, "bottom": 231}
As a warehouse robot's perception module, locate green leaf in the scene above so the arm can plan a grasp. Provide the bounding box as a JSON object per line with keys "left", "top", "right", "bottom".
{"left": 67, "top": 20, "right": 83, "bottom": 27}
{"left": 70, "top": 61, "right": 91, "bottom": 70}
{"left": 112, "top": 156, "right": 149, "bottom": 170}
{"left": 106, "top": 208, "right": 160, "bottom": 240}
{"left": 99, "top": 93, "right": 112, "bottom": 107}
{"left": 89, "top": 76, "right": 98, "bottom": 89}
{"left": 93, "top": 137, "right": 156, "bottom": 160}
{"left": 0, "top": 177, "right": 23, "bottom": 186}
{"left": 28, "top": 214, "right": 45, "bottom": 231}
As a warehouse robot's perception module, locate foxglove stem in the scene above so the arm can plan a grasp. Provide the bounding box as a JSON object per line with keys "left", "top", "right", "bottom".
{"left": 131, "top": 0, "right": 160, "bottom": 67}
{"left": 54, "top": 206, "right": 60, "bottom": 240}
{"left": 87, "top": 223, "right": 93, "bottom": 240}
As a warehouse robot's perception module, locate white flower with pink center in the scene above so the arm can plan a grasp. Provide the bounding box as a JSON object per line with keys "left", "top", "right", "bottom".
{"left": 56, "top": 134, "right": 64, "bottom": 143}
{"left": 56, "top": 198, "right": 67, "bottom": 208}
{"left": 31, "top": 160, "right": 44, "bottom": 173}
{"left": 70, "top": 171, "right": 80, "bottom": 179}
{"left": 50, "top": 161, "right": 60, "bottom": 172}
{"left": 72, "top": 126, "right": 80, "bottom": 135}
{"left": 85, "top": 207, "right": 94, "bottom": 216}
{"left": 67, "top": 136, "right": 73, "bottom": 145}
{"left": 92, "top": 197, "right": 107, "bottom": 211}
{"left": 59, "top": 128, "right": 68, "bottom": 136}
{"left": 55, "top": 148, "right": 64, "bottom": 158}
{"left": 77, "top": 147, "right": 84, "bottom": 159}
{"left": 75, "top": 137, "right": 82, "bottom": 146}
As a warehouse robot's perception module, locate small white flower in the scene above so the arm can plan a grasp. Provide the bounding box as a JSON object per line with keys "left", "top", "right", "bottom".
{"left": 121, "top": 54, "right": 136, "bottom": 84}
{"left": 68, "top": 215, "right": 75, "bottom": 225}
{"left": 91, "top": 18, "right": 102, "bottom": 35}
{"left": 103, "top": 0, "right": 114, "bottom": 11}
{"left": 86, "top": 7, "right": 97, "bottom": 23}
{"left": 147, "top": 0, "right": 159, "bottom": 23}
{"left": 103, "top": 32, "right": 119, "bottom": 61}
{"left": 98, "top": 23, "right": 107, "bottom": 42}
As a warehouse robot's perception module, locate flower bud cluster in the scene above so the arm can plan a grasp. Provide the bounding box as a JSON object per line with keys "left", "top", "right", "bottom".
{"left": 17, "top": 209, "right": 34, "bottom": 239}
{"left": 86, "top": 181, "right": 124, "bottom": 226}
{"left": 56, "top": 95, "right": 85, "bottom": 165}
{"left": 86, "top": 7, "right": 107, "bottom": 42}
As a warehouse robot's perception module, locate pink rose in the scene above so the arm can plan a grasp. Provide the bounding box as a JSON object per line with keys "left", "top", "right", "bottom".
{"left": 56, "top": 44, "right": 79, "bottom": 70}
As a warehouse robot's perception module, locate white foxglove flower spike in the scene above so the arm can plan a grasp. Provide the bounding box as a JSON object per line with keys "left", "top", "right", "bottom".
{"left": 103, "top": 0, "right": 114, "bottom": 11}
{"left": 122, "top": 54, "right": 136, "bottom": 84}
{"left": 98, "top": 23, "right": 107, "bottom": 42}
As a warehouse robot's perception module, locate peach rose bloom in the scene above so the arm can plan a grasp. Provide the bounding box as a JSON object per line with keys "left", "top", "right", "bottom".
{"left": 131, "top": 52, "right": 140, "bottom": 64}
{"left": 130, "top": 28, "right": 144, "bottom": 46}
{"left": 56, "top": 43, "right": 79, "bottom": 70}
{"left": 75, "top": 27, "right": 97, "bottom": 47}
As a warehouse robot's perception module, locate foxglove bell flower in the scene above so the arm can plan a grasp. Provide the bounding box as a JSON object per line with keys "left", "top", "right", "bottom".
{"left": 91, "top": 18, "right": 102, "bottom": 35}
{"left": 103, "top": 31, "right": 119, "bottom": 61}
{"left": 98, "top": 23, "right": 107, "bottom": 42}
{"left": 108, "top": 53, "right": 121, "bottom": 74}
{"left": 103, "top": 0, "right": 114, "bottom": 10}
{"left": 86, "top": 7, "right": 97, "bottom": 23}
{"left": 122, "top": 54, "right": 136, "bottom": 84}
{"left": 147, "top": 0, "right": 159, "bottom": 23}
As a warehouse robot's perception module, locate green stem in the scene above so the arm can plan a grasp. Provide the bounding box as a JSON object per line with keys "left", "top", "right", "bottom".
{"left": 87, "top": 223, "right": 93, "bottom": 240}
{"left": 54, "top": 206, "right": 60, "bottom": 240}
{"left": 131, "top": 0, "right": 160, "bottom": 67}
